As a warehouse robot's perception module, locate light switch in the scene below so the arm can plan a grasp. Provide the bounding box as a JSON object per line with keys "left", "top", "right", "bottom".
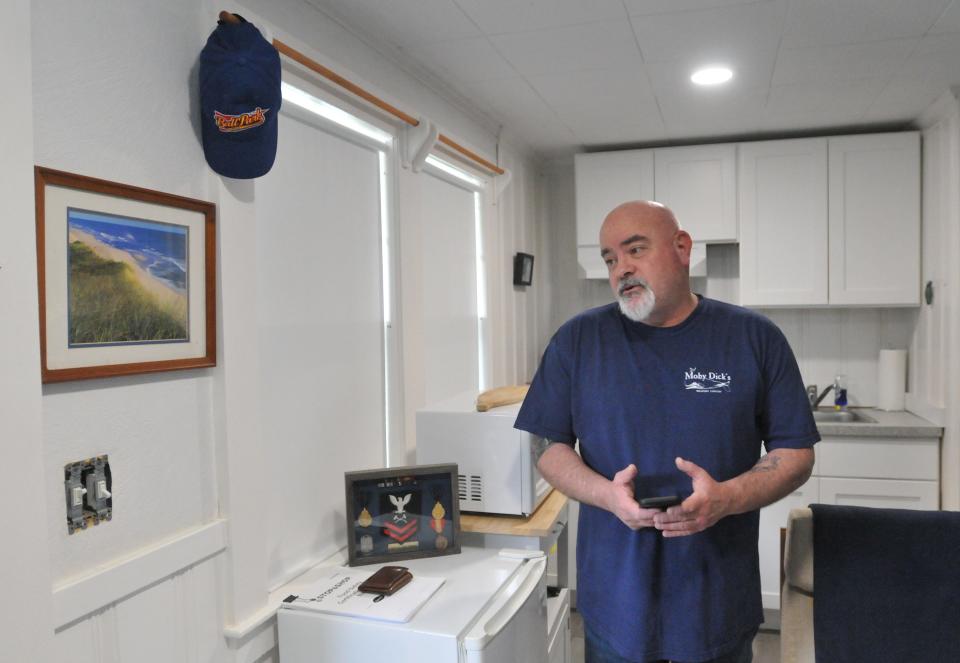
{"left": 96, "top": 480, "right": 111, "bottom": 500}
{"left": 71, "top": 485, "right": 87, "bottom": 507}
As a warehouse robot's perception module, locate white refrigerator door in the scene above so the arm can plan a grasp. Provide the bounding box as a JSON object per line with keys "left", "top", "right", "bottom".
{"left": 462, "top": 557, "right": 548, "bottom": 663}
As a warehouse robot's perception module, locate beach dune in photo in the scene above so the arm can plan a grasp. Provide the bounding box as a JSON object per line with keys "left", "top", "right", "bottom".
{"left": 68, "top": 226, "right": 188, "bottom": 345}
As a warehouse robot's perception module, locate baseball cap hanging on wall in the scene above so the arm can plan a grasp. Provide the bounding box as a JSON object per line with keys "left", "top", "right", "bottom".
{"left": 199, "top": 12, "right": 281, "bottom": 179}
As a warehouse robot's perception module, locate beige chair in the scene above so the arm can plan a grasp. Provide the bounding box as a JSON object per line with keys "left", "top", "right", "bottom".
{"left": 780, "top": 507, "right": 815, "bottom": 663}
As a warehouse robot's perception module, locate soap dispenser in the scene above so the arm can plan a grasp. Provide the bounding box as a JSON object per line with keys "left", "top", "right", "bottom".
{"left": 833, "top": 374, "right": 848, "bottom": 411}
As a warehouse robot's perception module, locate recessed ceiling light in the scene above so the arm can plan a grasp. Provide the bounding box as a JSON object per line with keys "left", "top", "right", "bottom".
{"left": 691, "top": 67, "right": 733, "bottom": 86}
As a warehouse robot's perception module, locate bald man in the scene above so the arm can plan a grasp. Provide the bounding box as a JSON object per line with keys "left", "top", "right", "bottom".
{"left": 515, "top": 201, "right": 818, "bottom": 663}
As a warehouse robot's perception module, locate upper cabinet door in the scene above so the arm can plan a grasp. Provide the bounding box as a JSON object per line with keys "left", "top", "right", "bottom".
{"left": 828, "top": 132, "right": 921, "bottom": 306}
{"left": 574, "top": 150, "right": 654, "bottom": 247}
{"left": 653, "top": 144, "right": 737, "bottom": 242}
{"left": 738, "top": 138, "right": 829, "bottom": 307}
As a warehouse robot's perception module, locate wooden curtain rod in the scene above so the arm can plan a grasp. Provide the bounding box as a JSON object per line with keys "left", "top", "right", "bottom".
{"left": 273, "top": 38, "right": 421, "bottom": 128}
{"left": 269, "top": 36, "right": 505, "bottom": 176}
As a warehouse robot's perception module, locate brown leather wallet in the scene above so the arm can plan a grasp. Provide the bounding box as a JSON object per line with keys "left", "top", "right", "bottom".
{"left": 358, "top": 566, "right": 413, "bottom": 595}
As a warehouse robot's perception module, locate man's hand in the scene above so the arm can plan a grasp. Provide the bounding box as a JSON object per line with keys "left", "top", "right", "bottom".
{"left": 653, "top": 457, "right": 733, "bottom": 538}
{"left": 607, "top": 463, "right": 662, "bottom": 530}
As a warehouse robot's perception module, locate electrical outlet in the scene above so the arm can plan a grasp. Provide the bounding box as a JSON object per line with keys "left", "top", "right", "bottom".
{"left": 64, "top": 455, "right": 112, "bottom": 534}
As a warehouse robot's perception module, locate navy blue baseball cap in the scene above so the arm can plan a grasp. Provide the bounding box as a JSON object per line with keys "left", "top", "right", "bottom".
{"left": 200, "top": 15, "right": 281, "bottom": 179}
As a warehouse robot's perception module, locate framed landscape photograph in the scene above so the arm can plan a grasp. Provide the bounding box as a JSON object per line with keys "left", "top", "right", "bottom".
{"left": 344, "top": 464, "right": 461, "bottom": 566}
{"left": 35, "top": 167, "right": 216, "bottom": 382}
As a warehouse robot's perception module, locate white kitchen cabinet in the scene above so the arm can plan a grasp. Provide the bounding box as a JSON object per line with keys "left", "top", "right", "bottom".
{"left": 574, "top": 150, "right": 654, "bottom": 246}
{"left": 758, "top": 433, "right": 939, "bottom": 611}
{"left": 819, "top": 477, "right": 938, "bottom": 510}
{"left": 739, "top": 131, "right": 920, "bottom": 307}
{"left": 574, "top": 150, "right": 654, "bottom": 279}
{"left": 828, "top": 132, "right": 921, "bottom": 305}
{"left": 654, "top": 144, "right": 737, "bottom": 242}
{"left": 738, "top": 138, "right": 829, "bottom": 306}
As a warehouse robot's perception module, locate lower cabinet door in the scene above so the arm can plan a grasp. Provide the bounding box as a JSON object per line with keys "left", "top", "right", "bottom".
{"left": 758, "top": 478, "right": 819, "bottom": 611}
{"left": 818, "top": 477, "right": 939, "bottom": 510}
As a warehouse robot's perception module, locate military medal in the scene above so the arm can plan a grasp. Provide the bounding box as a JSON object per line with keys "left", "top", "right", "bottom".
{"left": 432, "top": 495, "right": 448, "bottom": 549}
{"left": 430, "top": 497, "right": 446, "bottom": 534}
{"left": 358, "top": 506, "right": 372, "bottom": 528}
{"left": 357, "top": 492, "right": 373, "bottom": 528}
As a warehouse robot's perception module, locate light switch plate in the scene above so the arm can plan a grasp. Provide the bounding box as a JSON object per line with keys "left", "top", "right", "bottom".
{"left": 64, "top": 455, "right": 112, "bottom": 534}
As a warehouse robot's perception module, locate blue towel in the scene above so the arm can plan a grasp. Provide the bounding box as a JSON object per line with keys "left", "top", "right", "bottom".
{"left": 811, "top": 504, "right": 960, "bottom": 663}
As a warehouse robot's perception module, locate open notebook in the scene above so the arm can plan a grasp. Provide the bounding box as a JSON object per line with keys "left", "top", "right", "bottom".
{"left": 280, "top": 569, "right": 445, "bottom": 623}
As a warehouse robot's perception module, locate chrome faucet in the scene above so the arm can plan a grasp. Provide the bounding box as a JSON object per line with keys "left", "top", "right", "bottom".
{"left": 806, "top": 384, "right": 834, "bottom": 410}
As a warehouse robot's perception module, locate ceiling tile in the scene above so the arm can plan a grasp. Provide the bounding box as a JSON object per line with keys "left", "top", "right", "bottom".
{"left": 892, "top": 33, "right": 960, "bottom": 89}
{"left": 554, "top": 101, "right": 665, "bottom": 134}
{"left": 765, "top": 78, "right": 886, "bottom": 121}
{"left": 452, "top": 78, "right": 577, "bottom": 152}
{"left": 454, "top": 0, "right": 627, "bottom": 36}
{"left": 781, "top": 0, "right": 951, "bottom": 48}
{"left": 307, "top": 0, "right": 480, "bottom": 47}
{"left": 654, "top": 84, "right": 770, "bottom": 137}
{"left": 646, "top": 57, "right": 774, "bottom": 99}
{"left": 629, "top": 1, "right": 786, "bottom": 63}
{"left": 490, "top": 21, "right": 643, "bottom": 76}
{"left": 403, "top": 37, "right": 519, "bottom": 83}
{"left": 864, "top": 78, "right": 945, "bottom": 122}
{"left": 507, "top": 121, "right": 580, "bottom": 152}
{"left": 458, "top": 76, "right": 569, "bottom": 130}
{"left": 526, "top": 67, "right": 656, "bottom": 111}
{"left": 773, "top": 39, "right": 918, "bottom": 86}
{"left": 625, "top": 0, "right": 777, "bottom": 16}
{"left": 570, "top": 121, "right": 668, "bottom": 147}
{"left": 929, "top": 0, "right": 960, "bottom": 33}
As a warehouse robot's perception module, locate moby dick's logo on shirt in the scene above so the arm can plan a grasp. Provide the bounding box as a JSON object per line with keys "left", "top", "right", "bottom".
{"left": 684, "top": 367, "right": 732, "bottom": 393}
{"left": 213, "top": 107, "right": 269, "bottom": 132}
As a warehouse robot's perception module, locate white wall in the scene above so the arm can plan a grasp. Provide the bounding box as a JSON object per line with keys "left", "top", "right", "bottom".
{"left": 0, "top": 2, "right": 55, "bottom": 660}
{"left": 29, "top": 1, "right": 241, "bottom": 659}
{"left": 16, "top": 1, "right": 546, "bottom": 661}
{"left": 917, "top": 90, "right": 960, "bottom": 509}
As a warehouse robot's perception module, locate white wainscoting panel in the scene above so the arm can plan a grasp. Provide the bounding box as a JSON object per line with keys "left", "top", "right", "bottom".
{"left": 52, "top": 520, "right": 226, "bottom": 629}
{"left": 53, "top": 539, "right": 228, "bottom": 663}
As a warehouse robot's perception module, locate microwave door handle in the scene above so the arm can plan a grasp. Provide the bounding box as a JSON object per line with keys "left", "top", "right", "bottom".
{"left": 465, "top": 558, "right": 545, "bottom": 648}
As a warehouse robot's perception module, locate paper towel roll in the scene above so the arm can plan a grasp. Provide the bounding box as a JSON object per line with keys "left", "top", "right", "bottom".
{"left": 877, "top": 349, "right": 907, "bottom": 411}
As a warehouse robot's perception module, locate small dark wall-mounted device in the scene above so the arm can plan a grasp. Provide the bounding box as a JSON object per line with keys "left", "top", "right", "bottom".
{"left": 513, "top": 252, "right": 534, "bottom": 286}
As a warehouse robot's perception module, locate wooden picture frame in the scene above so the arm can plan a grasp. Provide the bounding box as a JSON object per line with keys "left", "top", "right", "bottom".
{"left": 35, "top": 167, "right": 216, "bottom": 382}
{"left": 344, "top": 464, "right": 461, "bottom": 566}
{"left": 513, "top": 252, "right": 534, "bottom": 286}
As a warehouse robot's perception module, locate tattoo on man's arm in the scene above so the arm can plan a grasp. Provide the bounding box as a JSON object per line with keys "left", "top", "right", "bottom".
{"left": 748, "top": 454, "right": 782, "bottom": 474}
{"left": 533, "top": 437, "right": 557, "bottom": 462}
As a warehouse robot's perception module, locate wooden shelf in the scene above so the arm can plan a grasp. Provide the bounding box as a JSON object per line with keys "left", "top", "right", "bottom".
{"left": 460, "top": 489, "right": 568, "bottom": 538}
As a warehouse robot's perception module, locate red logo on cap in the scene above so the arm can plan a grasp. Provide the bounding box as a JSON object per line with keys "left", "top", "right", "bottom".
{"left": 213, "top": 107, "right": 269, "bottom": 132}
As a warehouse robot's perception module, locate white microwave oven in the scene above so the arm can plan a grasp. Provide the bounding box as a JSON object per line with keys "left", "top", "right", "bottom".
{"left": 416, "top": 392, "right": 552, "bottom": 517}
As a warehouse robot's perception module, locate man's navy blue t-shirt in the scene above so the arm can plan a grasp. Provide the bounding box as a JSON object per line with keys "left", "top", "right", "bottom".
{"left": 515, "top": 297, "right": 819, "bottom": 662}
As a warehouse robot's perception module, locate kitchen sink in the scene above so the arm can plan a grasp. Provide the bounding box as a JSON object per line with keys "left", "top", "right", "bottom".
{"left": 811, "top": 409, "right": 875, "bottom": 424}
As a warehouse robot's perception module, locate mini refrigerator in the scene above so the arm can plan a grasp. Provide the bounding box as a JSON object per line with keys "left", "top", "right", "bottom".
{"left": 278, "top": 547, "right": 548, "bottom": 663}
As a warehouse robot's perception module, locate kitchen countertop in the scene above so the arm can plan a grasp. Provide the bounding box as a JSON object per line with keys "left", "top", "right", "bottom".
{"left": 460, "top": 488, "right": 568, "bottom": 537}
{"left": 814, "top": 407, "right": 942, "bottom": 438}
